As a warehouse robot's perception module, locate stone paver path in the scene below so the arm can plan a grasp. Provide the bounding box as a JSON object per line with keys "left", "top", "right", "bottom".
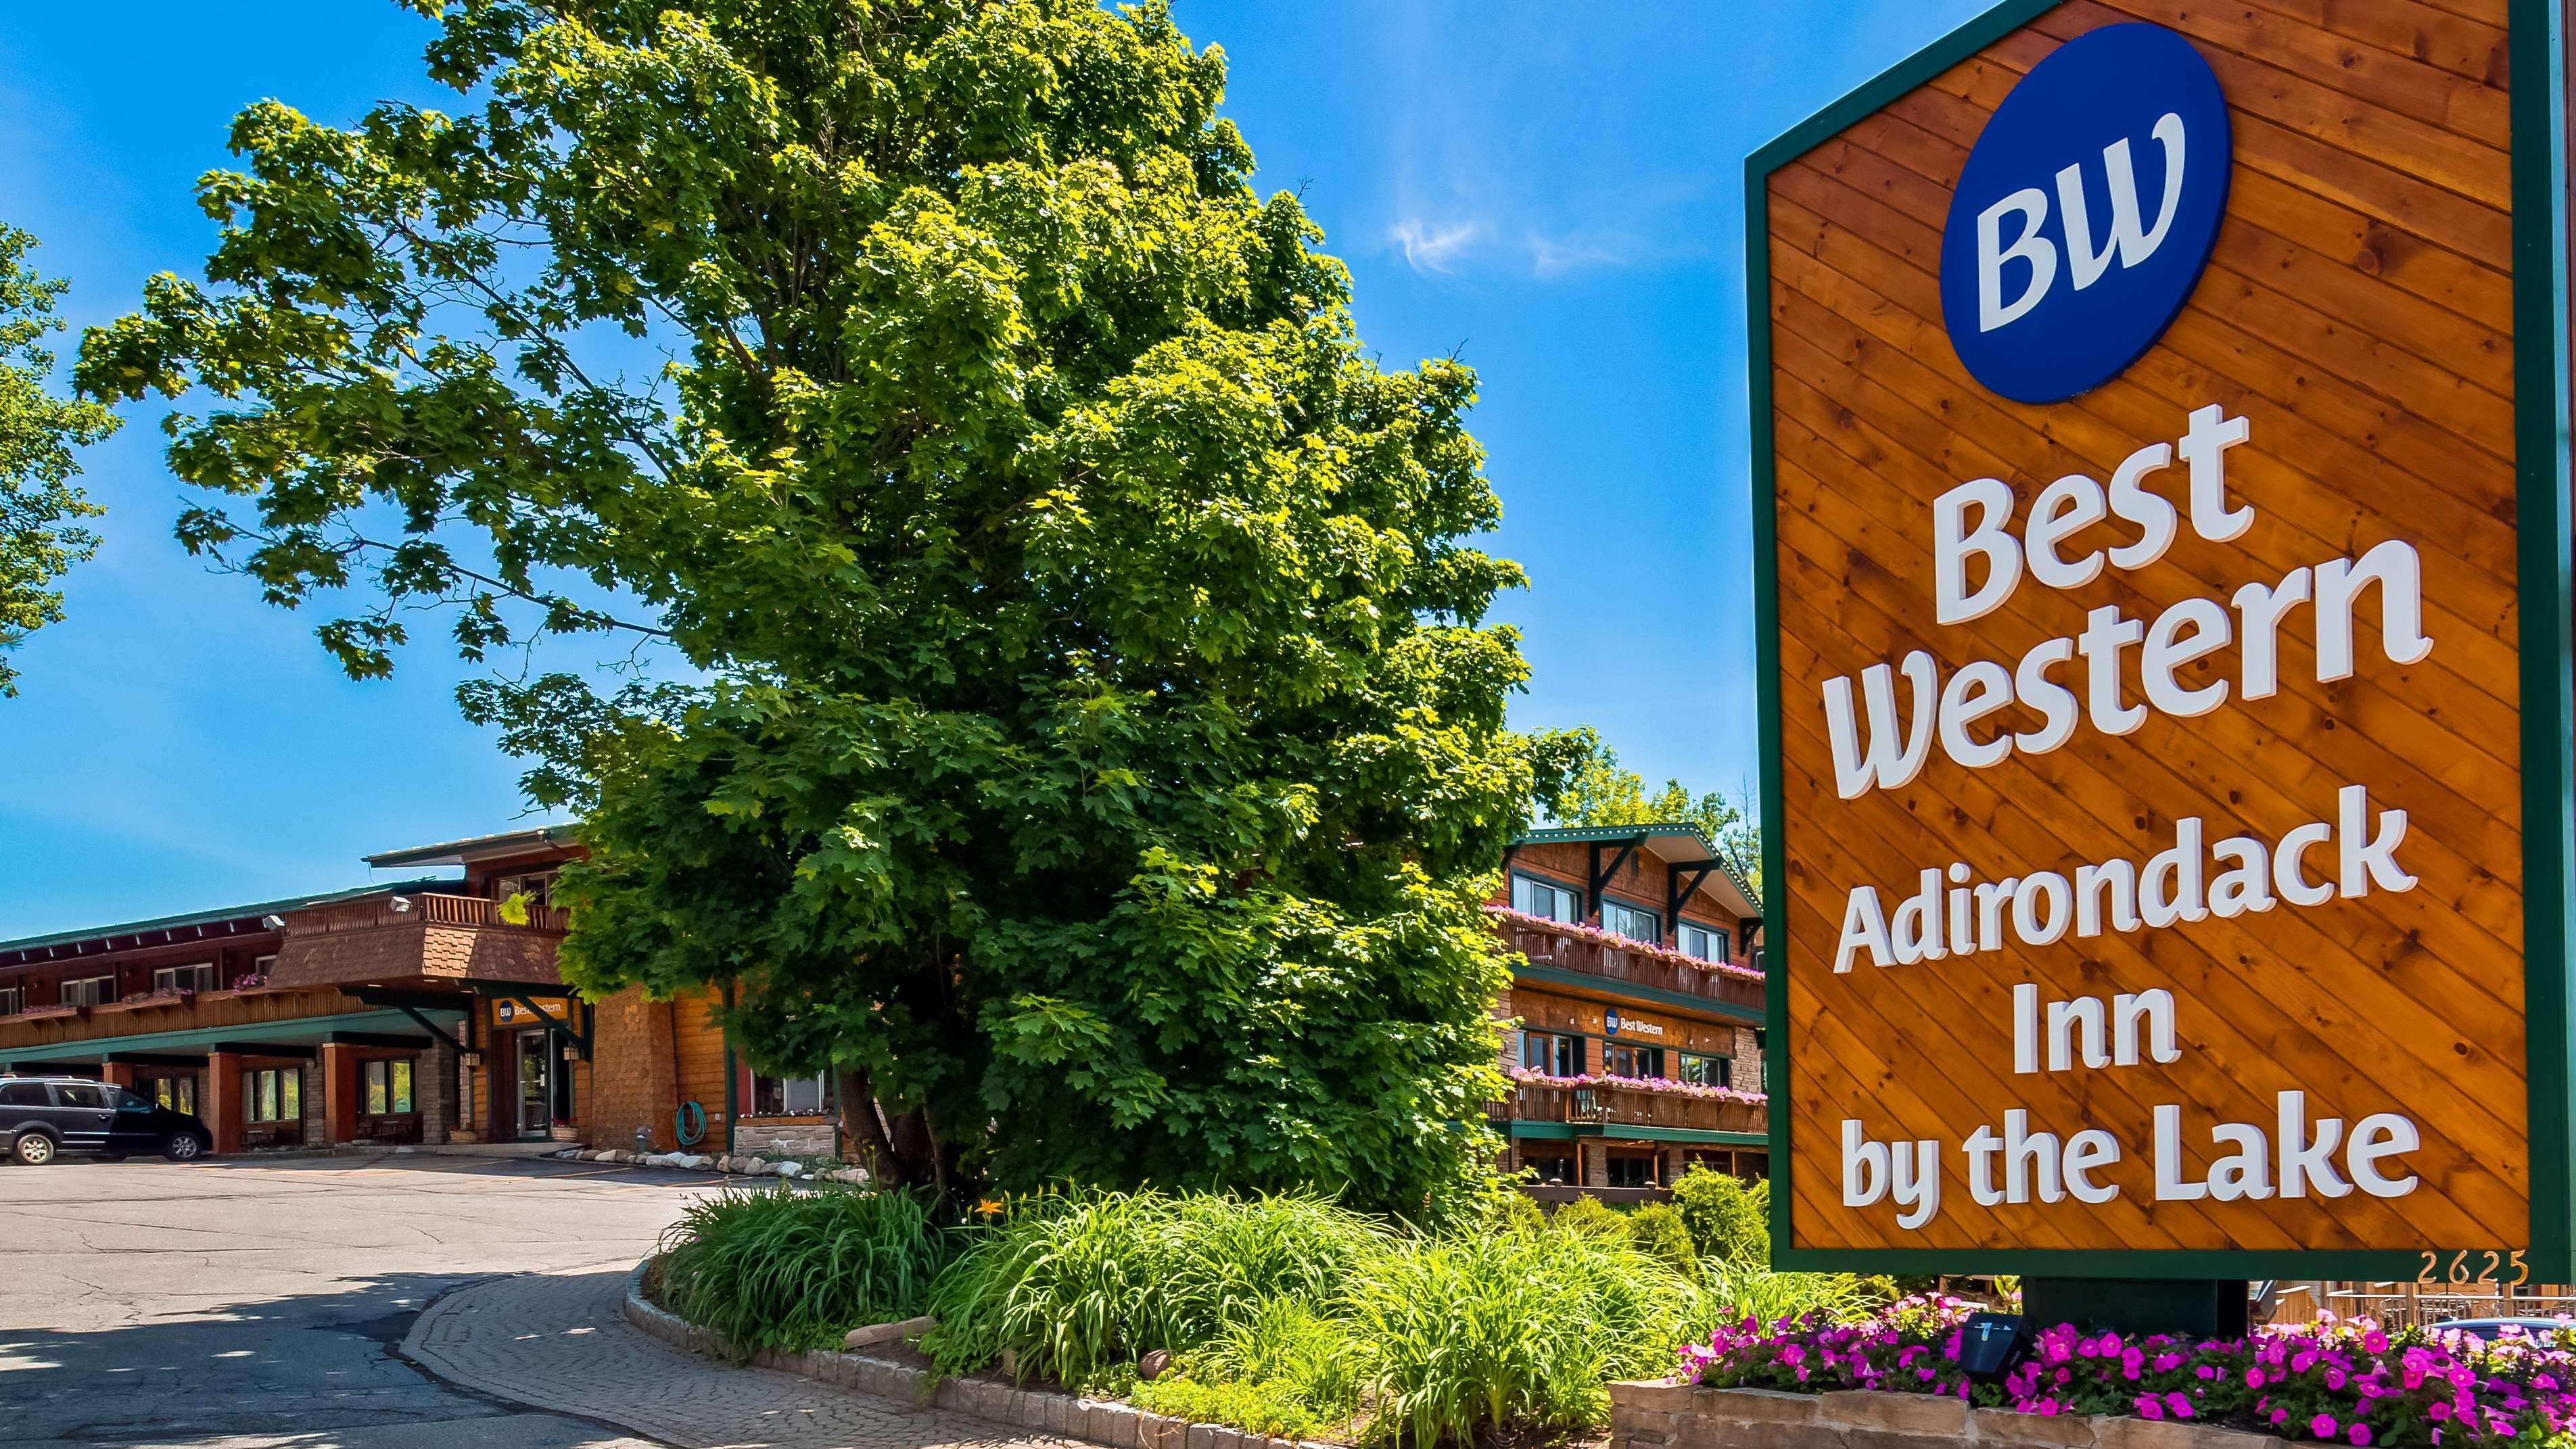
{"left": 402, "top": 1265, "right": 1083, "bottom": 1449}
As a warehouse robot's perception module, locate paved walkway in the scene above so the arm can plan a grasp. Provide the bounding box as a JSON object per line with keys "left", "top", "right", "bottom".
{"left": 402, "top": 1265, "right": 1083, "bottom": 1449}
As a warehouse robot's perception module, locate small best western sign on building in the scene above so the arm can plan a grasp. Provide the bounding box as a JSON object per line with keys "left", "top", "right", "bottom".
{"left": 1750, "top": 0, "right": 2573, "bottom": 1276}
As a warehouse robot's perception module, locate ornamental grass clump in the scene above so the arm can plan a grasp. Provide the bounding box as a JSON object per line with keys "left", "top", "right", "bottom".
{"left": 1352, "top": 1218, "right": 1691, "bottom": 1446}
{"left": 922, "top": 1189, "right": 1388, "bottom": 1387}
{"left": 1685, "top": 1298, "right": 2576, "bottom": 1447}
{"left": 655, "top": 1185, "right": 954, "bottom": 1356}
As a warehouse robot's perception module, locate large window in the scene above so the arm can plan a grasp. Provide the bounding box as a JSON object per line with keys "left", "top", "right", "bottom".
{"left": 1677, "top": 1052, "right": 1731, "bottom": 1089}
{"left": 1677, "top": 922, "right": 1731, "bottom": 963}
{"left": 1605, "top": 1154, "right": 1660, "bottom": 1189}
{"left": 60, "top": 976, "right": 116, "bottom": 1007}
{"left": 0, "top": 987, "right": 20, "bottom": 1016}
{"left": 364, "top": 1060, "right": 415, "bottom": 1115}
{"left": 1509, "top": 874, "right": 1581, "bottom": 924}
{"left": 492, "top": 870, "right": 559, "bottom": 906}
{"left": 1602, "top": 1043, "right": 1666, "bottom": 1079}
{"left": 146, "top": 1074, "right": 197, "bottom": 1116}
{"left": 1520, "top": 1152, "right": 1578, "bottom": 1185}
{"left": 750, "top": 1072, "right": 830, "bottom": 1116}
{"left": 1519, "top": 1031, "right": 1584, "bottom": 1077}
{"left": 153, "top": 964, "right": 216, "bottom": 993}
{"left": 1599, "top": 899, "right": 1660, "bottom": 943}
{"left": 243, "top": 1068, "right": 302, "bottom": 1123}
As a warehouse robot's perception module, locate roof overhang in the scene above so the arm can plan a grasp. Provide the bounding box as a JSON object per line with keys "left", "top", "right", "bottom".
{"left": 364, "top": 825, "right": 581, "bottom": 870}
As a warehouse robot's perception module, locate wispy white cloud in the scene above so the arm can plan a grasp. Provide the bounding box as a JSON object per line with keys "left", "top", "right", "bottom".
{"left": 1390, "top": 217, "right": 1483, "bottom": 272}
{"left": 1527, "top": 229, "right": 1633, "bottom": 277}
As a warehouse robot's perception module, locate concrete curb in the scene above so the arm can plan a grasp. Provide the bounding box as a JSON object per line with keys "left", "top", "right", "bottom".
{"left": 622, "top": 1257, "right": 1334, "bottom": 1449}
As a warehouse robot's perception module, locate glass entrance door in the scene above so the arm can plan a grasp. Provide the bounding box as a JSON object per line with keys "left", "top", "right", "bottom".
{"left": 514, "top": 1028, "right": 553, "bottom": 1138}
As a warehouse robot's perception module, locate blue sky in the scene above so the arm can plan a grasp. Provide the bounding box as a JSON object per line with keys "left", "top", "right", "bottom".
{"left": 0, "top": 0, "right": 1987, "bottom": 936}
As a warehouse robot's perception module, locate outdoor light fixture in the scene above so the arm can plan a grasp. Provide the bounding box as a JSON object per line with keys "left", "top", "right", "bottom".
{"left": 388, "top": 897, "right": 413, "bottom": 913}
{"left": 259, "top": 915, "right": 285, "bottom": 930}
{"left": 1954, "top": 1312, "right": 2029, "bottom": 1384}
{"left": 459, "top": 1051, "right": 482, "bottom": 1069}
{"left": 562, "top": 1041, "right": 580, "bottom": 1062}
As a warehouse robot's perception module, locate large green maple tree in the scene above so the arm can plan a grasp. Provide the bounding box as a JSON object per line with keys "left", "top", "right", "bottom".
{"left": 1, "top": 225, "right": 115, "bottom": 696}
{"left": 83, "top": 0, "right": 1538, "bottom": 1208}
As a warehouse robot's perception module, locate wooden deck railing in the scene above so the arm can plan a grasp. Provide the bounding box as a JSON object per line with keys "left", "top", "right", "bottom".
{"left": 1494, "top": 917, "right": 1764, "bottom": 1013}
{"left": 292, "top": 892, "right": 569, "bottom": 935}
{"left": 1496, "top": 1080, "right": 1763, "bottom": 1135}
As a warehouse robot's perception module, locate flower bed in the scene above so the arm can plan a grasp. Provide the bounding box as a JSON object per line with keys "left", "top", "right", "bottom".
{"left": 1484, "top": 906, "right": 1767, "bottom": 983}
{"left": 1669, "top": 1296, "right": 2576, "bottom": 1447}
{"left": 1503, "top": 1065, "right": 1768, "bottom": 1105}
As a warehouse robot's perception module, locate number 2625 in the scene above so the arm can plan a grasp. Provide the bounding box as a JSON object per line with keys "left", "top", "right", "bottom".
{"left": 2417, "top": 1250, "right": 2529, "bottom": 1287}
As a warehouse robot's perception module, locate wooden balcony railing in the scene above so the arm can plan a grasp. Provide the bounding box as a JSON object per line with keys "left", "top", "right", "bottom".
{"left": 293, "top": 892, "right": 569, "bottom": 936}
{"left": 1495, "top": 916, "right": 1764, "bottom": 1013}
{"left": 1495, "top": 1080, "right": 1764, "bottom": 1135}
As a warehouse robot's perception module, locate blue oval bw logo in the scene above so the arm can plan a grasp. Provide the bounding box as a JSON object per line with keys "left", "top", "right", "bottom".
{"left": 1938, "top": 24, "right": 2230, "bottom": 404}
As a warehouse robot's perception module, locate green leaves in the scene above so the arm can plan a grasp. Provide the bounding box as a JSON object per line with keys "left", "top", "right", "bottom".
{"left": 91, "top": 0, "right": 1541, "bottom": 1210}
{"left": 0, "top": 224, "right": 116, "bottom": 697}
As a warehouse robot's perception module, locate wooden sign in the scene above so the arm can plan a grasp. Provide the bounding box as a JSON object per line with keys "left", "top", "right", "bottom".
{"left": 1749, "top": 0, "right": 2574, "bottom": 1277}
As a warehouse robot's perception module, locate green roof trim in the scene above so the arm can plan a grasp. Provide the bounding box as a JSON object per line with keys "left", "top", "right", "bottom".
{"left": 0, "top": 876, "right": 454, "bottom": 958}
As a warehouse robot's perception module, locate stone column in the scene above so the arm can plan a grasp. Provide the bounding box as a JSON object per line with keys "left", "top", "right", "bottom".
{"left": 417, "top": 1045, "right": 452, "bottom": 1143}
{"left": 206, "top": 1051, "right": 244, "bottom": 1154}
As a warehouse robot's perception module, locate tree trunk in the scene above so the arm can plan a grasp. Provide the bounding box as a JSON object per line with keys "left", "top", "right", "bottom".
{"left": 837, "top": 1066, "right": 908, "bottom": 1187}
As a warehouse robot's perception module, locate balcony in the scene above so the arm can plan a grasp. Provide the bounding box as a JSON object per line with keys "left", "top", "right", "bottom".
{"left": 1493, "top": 913, "right": 1764, "bottom": 1014}
{"left": 1491, "top": 1080, "right": 1764, "bottom": 1136}
{"left": 268, "top": 892, "right": 567, "bottom": 990}
{"left": 294, "top": 893, "right": 570, "bottom": 934}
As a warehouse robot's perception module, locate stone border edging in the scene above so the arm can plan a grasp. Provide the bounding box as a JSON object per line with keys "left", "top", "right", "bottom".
{"left": 1610, "top": 1379, "right": 2292, "bottom": 1449}
{"left": 622, "top": 1257, "right": 1335, "bottom": 1449}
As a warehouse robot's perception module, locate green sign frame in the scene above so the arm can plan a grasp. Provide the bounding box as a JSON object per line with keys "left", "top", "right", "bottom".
{"left": 1746, "top": 0, "right": 2576, "bottom": 1280}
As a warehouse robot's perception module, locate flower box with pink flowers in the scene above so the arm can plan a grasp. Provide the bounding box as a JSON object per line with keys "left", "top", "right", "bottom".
{"left": 1608, "top": 1297, "right": 2576, "bottom": 1449}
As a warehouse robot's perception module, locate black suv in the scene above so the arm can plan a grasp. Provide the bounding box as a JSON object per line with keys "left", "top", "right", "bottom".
{"left": 0, "top": 1076, "right": 213, "bottom": 1165}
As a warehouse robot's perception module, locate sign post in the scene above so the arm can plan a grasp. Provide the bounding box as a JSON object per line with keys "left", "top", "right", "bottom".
{"left": 1748, "top": 0, "right": 2574, "bottom": 1319}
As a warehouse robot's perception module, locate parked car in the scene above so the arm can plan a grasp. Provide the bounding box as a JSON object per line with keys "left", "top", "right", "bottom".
{"left": 2429, "top": 1317, "right": 2572, "bottom": 1344}
{"left": 0, "top": 1075, "right": 212, "bottom": 1165}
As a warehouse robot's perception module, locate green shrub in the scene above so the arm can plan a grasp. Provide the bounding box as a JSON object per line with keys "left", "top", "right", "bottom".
{"left": 922, "top": 1189, "right": 1388, "bottom": 1386}
{"left": 1547, "top": 1193, "right": 1630, "bottom": 1241}
{"left": 1352, "top": 1222, "right": 1688, "bottom": 1446}
{"left": 1669, "top": 1166, "right": 1768, "bottom": 1266}
{"left": 657, "top": 1185, "right": 952, "bottom": 1355}
{"left": 1626, "top": 1202, "right": 1698, "bottom": 1275}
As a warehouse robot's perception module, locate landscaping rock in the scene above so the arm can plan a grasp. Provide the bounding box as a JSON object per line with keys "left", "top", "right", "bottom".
{"left": 1138, "top": 1348, "right": 1172, "bottom": 1381}
{"left": 843, "top": 1314, "right": 937, "bottom": 1350}
{"left": 774, "top": 1160, "right": 803, "bottom": 1177}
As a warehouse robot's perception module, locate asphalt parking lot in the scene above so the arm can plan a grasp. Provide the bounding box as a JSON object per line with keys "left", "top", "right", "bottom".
{"left": 0, "top": 1151, "right": 727, "bottom": 1448}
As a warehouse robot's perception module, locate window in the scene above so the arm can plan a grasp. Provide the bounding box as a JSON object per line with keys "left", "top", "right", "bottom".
{"left": 1755, "top": 1030, "right": 1769, "bottom": 1091}
{"left": 1606, "top": 1154, "right": 1660, "bottom": 1189}
{"left": 0, "top": 987, "right": 20, "bottom": 1016}
{"left": 147, "top": 1075, "right": 197, "bottom": 1115}
{"left": 1677, "top": 1053, "right": 1731, "bottom": 1089}
{"left": 1599, "top": 899, "right": 1660, "bottom": 943}
{"left": 1509, "top": 874, "right": 1581, "bottom": 924}
{"left": 60, "top": 976, "right": 116, "bottom": 1007}
{"left": 363, "top": 1060, "right": 415, "bottom": 1115}
{"left": 242, "top": 1068, "right": 302, "bottom": 1123}
{"left": 750, "top": 1072, "right": 830, "bottom": 1116}
{"left": 1602, "top": 1043, "right": 1666, "bottom": 1079}
{"left": 1519, "top": 1031, "right": 1583, "bottom": 1078}
{"left": 250, "top": 955, "right": 277, "bottom": 980}
{"left": 0, "top": 1082, "right": 47, "bottom": 1107}
{"left": 1678, "top": 922, "right": 1731, "bottom": 962}
{"left": 1520, "top": 1153, "right": 1578, "bottom": 1185}
{"left": 53, "top": 1082, "right": 109, "bottom": 1109}
{"left": 492, "top": 871, "right": 559, "bottom": 906}
{"left": 153, "top": 964, "right": 216, "bottom": 993}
